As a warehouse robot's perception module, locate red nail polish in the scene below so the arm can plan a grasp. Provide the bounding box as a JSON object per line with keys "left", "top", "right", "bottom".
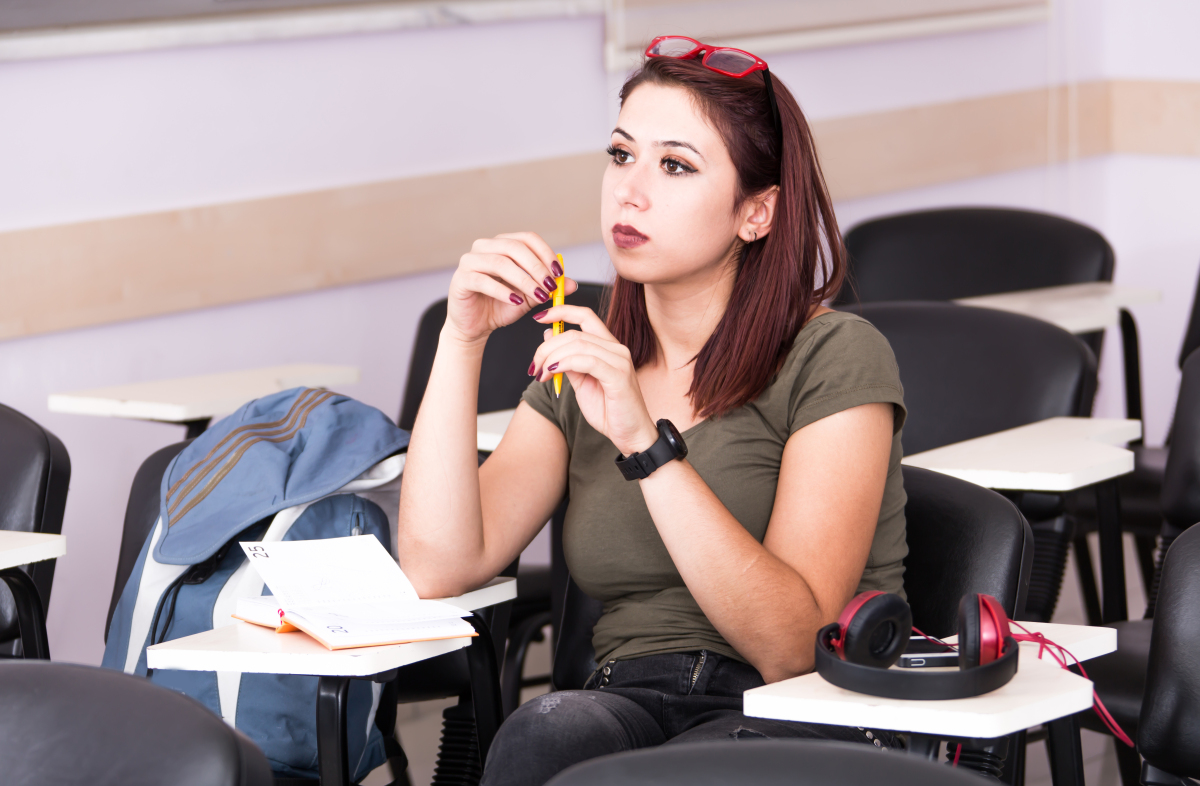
{"left": 532, "top": 308, "right": 551, "bottom": 320}
{"left": 528, "top": 360, "right": 536, "bottom": 376}
{"left": 534, "top": 288, "right": 549, "bottom": 303}
{"left": 548, "top": 362, "right": 559, "bottom": 372}
{"left": 509, "top": 293, "right": 524, "bottom": 306}
{"left": 544, "top": 276, "right": 557, "bottom": 293}
{"left": 551, "top": 260, "right": 563, "bottom": 277}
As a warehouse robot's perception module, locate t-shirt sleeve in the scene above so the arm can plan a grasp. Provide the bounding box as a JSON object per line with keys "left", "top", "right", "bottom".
{"left": 522, "top": 377, "right": 563, "bottom": 431}
{"left": 787, "top": 315, "right": 907, "bottom": 436}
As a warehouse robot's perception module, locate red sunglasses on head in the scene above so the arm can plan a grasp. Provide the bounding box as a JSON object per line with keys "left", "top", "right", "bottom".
{"left": 644, "top": 35, "right": 782, "bottom": 139}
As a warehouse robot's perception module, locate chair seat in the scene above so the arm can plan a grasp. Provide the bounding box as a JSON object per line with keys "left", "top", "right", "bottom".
{"left": 1077, "top": 620, "right": 1151, "bottom": 736}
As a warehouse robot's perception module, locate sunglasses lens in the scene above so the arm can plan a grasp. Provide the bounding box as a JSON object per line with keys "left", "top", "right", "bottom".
{"left": 650, "top": 37, "right": 699, "bottom": 57}
{"left": 705, "top": 49, "right": 757, "bottom": 76}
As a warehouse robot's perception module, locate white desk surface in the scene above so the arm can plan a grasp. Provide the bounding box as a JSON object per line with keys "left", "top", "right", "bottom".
{"left": 48, "top": 363, "right": 360, "bottom": 423}
{"left": 902, "top": 417, "right": 1141, "bottom": 492}
{"left": 146, "top": 576, "right": 516, "bottom": 677}
{"left": 0, "top": 532, "right": 66, "bottom": 571}
{"left": 477, "top": 409, "right": 516, "bottom": 453}
{"left": 954, "top": 282, "right": 1160, "bottom": 335}
{"left": 744, "top": 621, "right": 1114, "bottom": 739}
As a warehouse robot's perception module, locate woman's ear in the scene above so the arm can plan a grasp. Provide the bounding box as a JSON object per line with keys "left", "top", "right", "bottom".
{"left": 738, "top": 186, "right": 779, "bottom": 243}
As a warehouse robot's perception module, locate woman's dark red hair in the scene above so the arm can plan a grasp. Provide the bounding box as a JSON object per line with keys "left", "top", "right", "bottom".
{"left": 606, "top": 56, "right": 845, "bottom": 419}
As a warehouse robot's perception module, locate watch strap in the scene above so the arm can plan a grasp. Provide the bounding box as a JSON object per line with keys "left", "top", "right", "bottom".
{"left": 614, "top": 420, "right": 685, "bottom": 481}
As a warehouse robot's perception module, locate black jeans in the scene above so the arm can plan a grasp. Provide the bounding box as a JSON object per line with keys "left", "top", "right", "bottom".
{"left": 480, "top": 651, "right": 897, "bottom": 786}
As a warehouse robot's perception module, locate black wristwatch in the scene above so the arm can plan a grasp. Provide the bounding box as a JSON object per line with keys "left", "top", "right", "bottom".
{"left": 614, "top": 419, "right": 688, "bottom": 481}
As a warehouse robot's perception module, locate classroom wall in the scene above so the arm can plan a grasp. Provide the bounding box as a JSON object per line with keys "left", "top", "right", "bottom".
{"left": 1, "top": 0, "right": 1197, "bottom": 665}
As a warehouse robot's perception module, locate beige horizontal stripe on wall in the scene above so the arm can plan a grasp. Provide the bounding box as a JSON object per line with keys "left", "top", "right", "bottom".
{"left": 1, "top": 78, "right": 1197, "bottom": 341}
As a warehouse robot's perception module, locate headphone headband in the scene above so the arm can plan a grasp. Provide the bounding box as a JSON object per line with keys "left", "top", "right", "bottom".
{"left": 815, "top": 624, "right": 1019, "bottom": 700}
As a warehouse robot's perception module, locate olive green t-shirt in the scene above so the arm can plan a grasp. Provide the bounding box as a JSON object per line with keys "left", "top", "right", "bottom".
{"left": 522, "top": 311, "right": 908, "bottom": 665}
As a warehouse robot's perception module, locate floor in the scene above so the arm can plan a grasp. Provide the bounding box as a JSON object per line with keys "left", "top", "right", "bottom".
{"left": 363, "top": 531, "right": 1147, "bottom": 786}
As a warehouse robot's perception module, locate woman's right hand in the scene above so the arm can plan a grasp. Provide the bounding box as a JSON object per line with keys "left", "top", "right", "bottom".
{"left": 444, "top": 231, "right": 573, "bottom": 345}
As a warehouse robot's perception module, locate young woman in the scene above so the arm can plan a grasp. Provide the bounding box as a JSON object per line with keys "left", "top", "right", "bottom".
{"left": 398, "top": 40, "right": 908, "bottom": 785}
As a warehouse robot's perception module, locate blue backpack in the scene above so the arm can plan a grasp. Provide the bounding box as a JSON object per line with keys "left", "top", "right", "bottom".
{"left": 103, "top": 388, "right": 411, "bottom": 781}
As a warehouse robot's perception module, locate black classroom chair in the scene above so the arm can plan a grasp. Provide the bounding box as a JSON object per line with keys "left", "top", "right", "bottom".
{"left": 105, "top": 440, "right": 510, "bottom": 786}
{"left": 0, "top": 402, "right": 71, "bottom": 660}
{"left": 550, "top": 465, "right": 1033, "bottom": 782}
{"left": 1137, "top": 524, "right": 1200, "bottom": 786}
{"left": 544, "top": 739, "right": 989, "bottom": 786}
{"left": 399, "top": 282, "right": 610, "bottom": 717}
{"left": 1075, "top": 348, "right": 1200, "bottom": 786}
{"left": 0, "top": 660, "right": 272, "bottom": 786}
{"left": 855, "top": 302, "right": 1096, "bottom": 623}
{"left": 837, "top": 207, "right": 1153, "bottom": 621}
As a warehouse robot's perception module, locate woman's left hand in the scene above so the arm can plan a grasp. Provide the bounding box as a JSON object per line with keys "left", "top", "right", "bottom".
{"left": 531, "top": 305, "right": 659, "bottom": 456}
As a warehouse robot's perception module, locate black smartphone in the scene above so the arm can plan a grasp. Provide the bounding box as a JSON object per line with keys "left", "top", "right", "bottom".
{"left": 897, "top": 636, "right": 959, "bottom": 669}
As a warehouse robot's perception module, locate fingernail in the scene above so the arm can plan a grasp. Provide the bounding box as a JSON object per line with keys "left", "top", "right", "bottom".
{"left": 548, "top": 362, "right": 559, "bottom": 372}
{"left": 532, "top": 308, "right": 551, "bottom": 320}
{"left": 528, "top": 360, "right": 536, "bottom": 376}
{"left": 534, "top": 288, "right": 549, "bottom": 303}
{"left": 551, "top": 260, "right": 563, "bottom": 277}
{"left": 509, "top": 293, "right": 524, "bottom": 306}
{"left": 534, "top": 366, "right": 543, "bottom": 379}
{"left": 543, "top": 276, "right": 557, "bottom": 293}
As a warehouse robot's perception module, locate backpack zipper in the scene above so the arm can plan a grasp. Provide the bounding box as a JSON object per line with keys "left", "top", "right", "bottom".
{"left": 689, "top": 651, "right": 707, "bottom": 692}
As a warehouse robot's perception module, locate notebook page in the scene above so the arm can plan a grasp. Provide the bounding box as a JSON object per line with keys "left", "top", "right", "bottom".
{"left": 239, "top": 535, "right": 418, "bottom": 610}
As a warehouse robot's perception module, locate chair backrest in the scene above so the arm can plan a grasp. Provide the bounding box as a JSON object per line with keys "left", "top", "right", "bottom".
{"left": 105, "top": 440, "right": 190, "bottom": 641}
{"left": 1161, "top": 349, "right": 1200, "bottom": 533}
{"left": 0, "top": 660, "right": 273, "bottom": 786}
{"left": 550, "top": 465, "right": 1032, "bottom": 689}
{"left": 1138, "top": 524, "right": 1200, "bottom": 778}
{"left": 399, "top": 283, "right": 610, "bottom": 429}
{"left": 856, "top": 302, "right": 1098, "bottom": 455}
{"left": 1177, "top": 261, "right": 1200, "bottom": 370}
{"left": 835, "top": 207, "right": 1114, "bottom": 305}
{"left": 544, "top": 739, "right": 988, "bottom": 786}
{"left": 0, "top": 403, "right": 70, "bottom": 645}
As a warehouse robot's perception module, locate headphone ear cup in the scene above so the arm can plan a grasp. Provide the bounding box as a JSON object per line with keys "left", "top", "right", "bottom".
{"left": 958, "top": 594, "right": 982, "bottom": 670}
{"left": 841, "top": 593, "right": 912, "bottom": 668}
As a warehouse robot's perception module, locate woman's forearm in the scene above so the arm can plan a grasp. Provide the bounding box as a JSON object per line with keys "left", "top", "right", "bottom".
{"left": 639, "top": 459, "right": 831, "bottom": 682}
{"left": 397, "top": 325, "right": 491, "bottom": 596}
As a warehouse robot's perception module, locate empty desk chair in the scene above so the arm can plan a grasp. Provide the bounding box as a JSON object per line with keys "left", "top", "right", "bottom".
{"left": 1080, "top": 347, "right": 1200, "bottom": 785}
{"left": 544, "top": 740, "right": 987, "bottom": 786}
{"left": 855, "top": 302, "right": 1094, "bottom": 622}
{"left": 1137, "top": 525, "right": 1200, "bottom": 786}
{"left": 0, "top": 402, "right": 71, "bottom": 659}
{"left": 0, "top": 660, "right": 272, "bottom": 786}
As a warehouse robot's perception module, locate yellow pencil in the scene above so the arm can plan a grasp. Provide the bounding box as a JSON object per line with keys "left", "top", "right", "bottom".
{"left": 553, "top": 254, "right": 566, "bottom": 398}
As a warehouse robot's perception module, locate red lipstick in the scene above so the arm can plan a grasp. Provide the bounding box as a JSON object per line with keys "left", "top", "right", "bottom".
{"left": 612, "top": 223, "right": 649, "bottom": 249}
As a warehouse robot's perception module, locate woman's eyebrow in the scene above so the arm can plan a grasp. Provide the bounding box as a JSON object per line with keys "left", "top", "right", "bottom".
{"left": 655, "top": 140, "right": 705, "bottom": 161}
{"left": 611, "top": 128, "right": 706, "bottom": 162}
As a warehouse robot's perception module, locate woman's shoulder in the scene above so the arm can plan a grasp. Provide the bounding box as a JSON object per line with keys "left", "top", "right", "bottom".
{"left": 767, "top": 309, "right": 905, "bottom": 434}
{"left": 784, "top": 309, "right": 899, "bottom": 371}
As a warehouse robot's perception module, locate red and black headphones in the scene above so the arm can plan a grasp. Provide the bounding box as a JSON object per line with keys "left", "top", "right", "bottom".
{"left": 814, "top": 591, "right": 1020, "bottom": 700}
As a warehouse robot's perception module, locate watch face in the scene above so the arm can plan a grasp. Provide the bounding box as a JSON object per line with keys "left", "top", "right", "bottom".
{"left": 659, "top": 419, "right": 688, "bottom": 459}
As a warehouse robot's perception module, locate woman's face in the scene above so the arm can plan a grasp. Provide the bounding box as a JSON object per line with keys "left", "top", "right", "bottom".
{"left": 601, "top": 83, "right": 746, "bottom": 287}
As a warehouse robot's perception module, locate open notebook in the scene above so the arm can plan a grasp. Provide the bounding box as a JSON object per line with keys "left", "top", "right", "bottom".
{"left": 235, "top": 536, "right": 475, "bottom": 650}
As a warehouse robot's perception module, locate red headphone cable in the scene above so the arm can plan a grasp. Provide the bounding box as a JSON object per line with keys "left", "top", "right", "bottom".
{"left": 1009, "top": 622, "right": 1134, "bottom": 747}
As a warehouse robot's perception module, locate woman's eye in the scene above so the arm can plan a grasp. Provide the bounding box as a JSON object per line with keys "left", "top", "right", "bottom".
{"left": 606, "top": 145, "right": 632, "bottom": 165}
{"left": 661, "top": 157, "right": 696, "bottom": 176}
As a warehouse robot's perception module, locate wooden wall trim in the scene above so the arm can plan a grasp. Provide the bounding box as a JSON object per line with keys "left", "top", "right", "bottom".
{"left": 1, "top": 79, "right": 1195, "bottom": 341}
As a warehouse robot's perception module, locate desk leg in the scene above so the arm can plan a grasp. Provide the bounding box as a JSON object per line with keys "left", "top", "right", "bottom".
{"left": 906, "top": 734, "right": 939, "bottom": 761}
{"left": 1046, "top": 715, "right": 1085, "bottom": 786}
{"left": 1096, "top": 479, "right": 1128, "bottom": 623}
{"left": 317, "top": 676, "right": 351, "bottom": 786}
{"left": 183, "top": 418, "right": 211, "bottom": 439}
{"left": 0, "top": 567, "right": 50, "bottom": 660}
{"left": 466, "top": 613, "right": 503, "bottom": 764}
